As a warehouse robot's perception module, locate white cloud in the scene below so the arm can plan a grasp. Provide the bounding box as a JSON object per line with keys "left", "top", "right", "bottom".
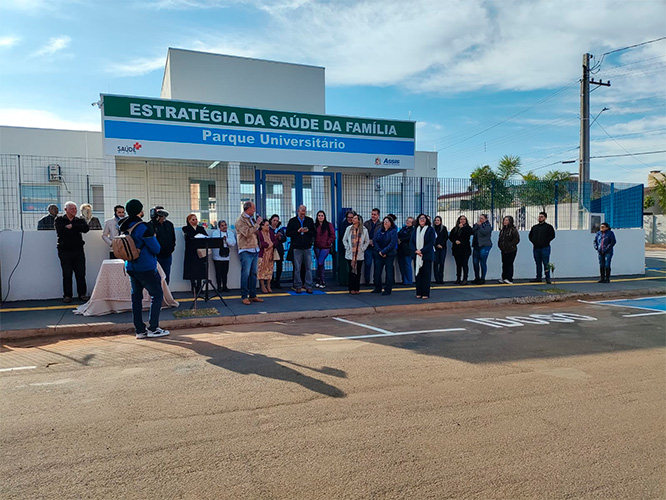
{"left": 0, "top": 36, "right": 20, "bottom": 48}
{"left": 107, "top": 56, "right": 165, "bottom": 76}
{"left": 0, "top": 108, "right": 100, "bottom": 131}
{"left": 33, "top": 35, "right": 71, "bottom": 57}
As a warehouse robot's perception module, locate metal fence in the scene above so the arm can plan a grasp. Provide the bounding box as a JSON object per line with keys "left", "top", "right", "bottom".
{"left": 0, "top": 154, "right": 643, "bottom": 233}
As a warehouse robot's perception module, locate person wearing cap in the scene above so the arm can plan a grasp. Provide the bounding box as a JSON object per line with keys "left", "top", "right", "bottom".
{"left": 119, "top": 198, "right": 169, "bottom": 339}
{"left": 150, "top": 205, "right": 176, "bottom": 284}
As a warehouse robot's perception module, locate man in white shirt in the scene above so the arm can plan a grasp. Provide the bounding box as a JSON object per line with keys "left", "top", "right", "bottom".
{"left": 101, "top": 205, "right": 126, "bottom": 259}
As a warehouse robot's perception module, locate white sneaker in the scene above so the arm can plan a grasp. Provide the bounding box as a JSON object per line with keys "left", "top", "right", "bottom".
{"left": 136, "top": 332, "right": 148, "bottom": 339}
{"left": 504, "top": 279, "right": 513, "bottom": 284}
{"left": 147, "top": 327, "right": 170, "bottom": 338}
{"left": 498, "top": 279, "right": 505, "bottom": 284}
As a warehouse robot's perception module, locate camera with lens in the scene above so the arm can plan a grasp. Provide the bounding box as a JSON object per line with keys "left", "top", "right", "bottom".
{"left": 150, "top": 206, "right": 169, "bottom": 220}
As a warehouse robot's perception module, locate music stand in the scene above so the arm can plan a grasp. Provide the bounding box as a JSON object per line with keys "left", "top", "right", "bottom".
{"left": 191, "top": 237, "right": 227, "bottom": 308}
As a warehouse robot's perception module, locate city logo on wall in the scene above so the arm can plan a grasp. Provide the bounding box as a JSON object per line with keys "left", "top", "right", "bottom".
{"left": 375, "top": 156, "right": 400, "bottom": 166}
{"left": 117, "top": 142, "right": 143, "bottom": 154}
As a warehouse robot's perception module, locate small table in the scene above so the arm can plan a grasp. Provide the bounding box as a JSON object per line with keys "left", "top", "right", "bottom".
{"left": 74, "top": 260, "right": 179, "bottom": 316}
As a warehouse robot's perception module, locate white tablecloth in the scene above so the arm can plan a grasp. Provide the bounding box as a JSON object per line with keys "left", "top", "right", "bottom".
{"left": 74, "top": 259, "right": 179, "bottom": 316}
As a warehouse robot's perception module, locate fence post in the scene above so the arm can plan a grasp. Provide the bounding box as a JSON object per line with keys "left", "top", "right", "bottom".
{"left": 554, "top": 181, "right": 559, "bottom": 230}
{"left": 609, "top": 182, "right": 615, "bottom": 228}
{"left": 490, "top": 180, "right": 495, "bottom": 227}
{"left": 419, "top": 177, "right": 424, "bottom": 214}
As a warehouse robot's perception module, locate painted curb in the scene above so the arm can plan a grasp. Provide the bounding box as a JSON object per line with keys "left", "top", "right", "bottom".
{"left": 1, "top": 288, "right": 663, "bottom": 342}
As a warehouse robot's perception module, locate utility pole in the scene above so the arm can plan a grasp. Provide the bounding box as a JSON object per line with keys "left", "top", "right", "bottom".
{"left": 578, "top": 53, "right": 610, "bottom": 228}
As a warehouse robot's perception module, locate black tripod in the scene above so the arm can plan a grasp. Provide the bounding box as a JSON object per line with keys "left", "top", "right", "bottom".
{"left": 191, "top": 237, "right": 227, "bottom": 308}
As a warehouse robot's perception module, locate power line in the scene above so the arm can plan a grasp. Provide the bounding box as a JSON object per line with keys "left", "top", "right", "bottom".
{"left": 601, "top": 36, "right": 666, "bottom": 57}
{"left": 590, "top": 150, "right": 666, "bottom": 159}
{"left": 594, "top": 122, "right": 658, "bottom": 167}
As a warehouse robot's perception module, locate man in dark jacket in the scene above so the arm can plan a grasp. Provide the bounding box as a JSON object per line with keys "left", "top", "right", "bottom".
{"left": 529, "top": 211, "right": 556, "bottom": 284}
{"left": 150, "top": 205, "right": 176, "bottom": 284}
{"left": 363, "top": 208, "right": 381, "bottom": 286}
{"left": 285, "top": 205, "right": 316, "bottom": 293}
{"left": 121, "top": 199, "right": 169, "bottom": 339}
{"left": 397, "top": 217, "right": 414, "bottom": 285}
{"left": 55, "top": 201, "right": 89, "bottom": 303}
{"left": 38, "top": 204, "right": 59, "bottom": 230}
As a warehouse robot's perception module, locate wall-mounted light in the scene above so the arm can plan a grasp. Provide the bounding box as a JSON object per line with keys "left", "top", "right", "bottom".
{"left": 208, "top": 161, "right": 220, "bottom": 169}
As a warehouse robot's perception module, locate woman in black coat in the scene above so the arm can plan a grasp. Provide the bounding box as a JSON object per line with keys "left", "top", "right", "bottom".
{"left": 182, "top": 213, "right": 208, "bottom": 294}
{"left": 433, "top": 216, "right": 448, "bottom": 284}
{"left": 410, "top": 213, "right": 436, "bottom": 299}
{"left": 448, "top": 215, "right": 473, "bottom": 285}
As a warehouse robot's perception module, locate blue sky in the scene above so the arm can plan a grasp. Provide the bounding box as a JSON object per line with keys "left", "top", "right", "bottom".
{"left": 0, "top": 0, "right": 664, "bottom": 184}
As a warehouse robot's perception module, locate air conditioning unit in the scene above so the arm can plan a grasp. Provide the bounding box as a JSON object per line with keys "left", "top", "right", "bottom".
{"left": 48, "top": 164, "right": 61, "bottom": 182}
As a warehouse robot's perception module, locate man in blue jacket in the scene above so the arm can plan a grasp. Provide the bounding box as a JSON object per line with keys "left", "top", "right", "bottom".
{"left": 120, "top": 199, "right": 170, "bottom": 339}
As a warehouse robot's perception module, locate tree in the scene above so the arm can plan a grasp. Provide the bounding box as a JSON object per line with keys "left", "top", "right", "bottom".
{"left": 468, "top": 156, "right": 522, "bottom": 221}
{"left": 644, "top": 194, "right": 654, "bottom": 211}
{"left": 653, "top": 178, "right": 666, "bottom": 213}
{"left": 519, "top": 170, "right": 572, "bottom": 212}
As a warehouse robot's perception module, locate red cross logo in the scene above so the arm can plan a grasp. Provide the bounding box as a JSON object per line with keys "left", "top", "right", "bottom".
{"left": 133, "top": 142, "right": 142, "bottom": 150}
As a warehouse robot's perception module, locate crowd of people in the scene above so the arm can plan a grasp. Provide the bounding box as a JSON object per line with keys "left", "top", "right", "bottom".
{"left": 41, "top": 200, "right": 618, "bottom": 339}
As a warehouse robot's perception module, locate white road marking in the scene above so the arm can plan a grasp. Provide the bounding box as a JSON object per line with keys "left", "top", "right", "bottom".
{"left": 29, "top": 379, "right": 74, "bottom": 386}
{"left": 320, "top": 317, "right": 466, "bottom": 341}
{"left": 622, "top": 311, "right": 666, "bottom": 317}
{"left": 0, "top": 365, "right": 37, "bottom": 373}
{"left": 331, "top": 317, "right": 392, "bottom": 334}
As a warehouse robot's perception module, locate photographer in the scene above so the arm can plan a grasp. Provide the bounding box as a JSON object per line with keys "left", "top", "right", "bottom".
{"left": 150, "top": 205, "right": 176, "bottom": 284}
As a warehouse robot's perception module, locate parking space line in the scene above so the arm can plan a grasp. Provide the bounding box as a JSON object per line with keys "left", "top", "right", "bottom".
{"left": 622, "top": 311, "right": 666, "bottom": 317}
{"left": 319, "top": 317, "right": 466, "bottom": 341}
{"left": 0, "top": 365, "right": 37, "bottom": 372}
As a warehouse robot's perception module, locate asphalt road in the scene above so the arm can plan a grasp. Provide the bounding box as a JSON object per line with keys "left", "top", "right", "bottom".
{"left": 1, "top": 298, "right": 664, "bottom": 499}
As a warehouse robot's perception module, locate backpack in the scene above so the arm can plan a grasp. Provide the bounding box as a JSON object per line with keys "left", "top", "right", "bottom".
{"left": 112, "top": 223, "right": 144, "bottom": 262}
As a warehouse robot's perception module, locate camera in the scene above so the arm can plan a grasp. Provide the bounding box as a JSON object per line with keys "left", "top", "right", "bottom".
{"left": 150, "top": 207, "right": 169, "bottom": 219}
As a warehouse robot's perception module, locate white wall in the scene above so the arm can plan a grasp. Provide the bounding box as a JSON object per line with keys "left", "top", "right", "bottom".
{"left": 0, "top": 230, "right": 241, "bottom": 301}
{"left": 0, "top": 228, "right": 645, "bottom": 301}
{"left": 0, "top": 126, "right": 102, "bottom": 157}
{"left": 161, "top": 49, "right": 326, "bottom": 114}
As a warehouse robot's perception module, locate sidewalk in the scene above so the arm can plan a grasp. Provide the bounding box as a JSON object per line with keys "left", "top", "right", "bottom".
{"left": 2, "top": 259, "right": 664, "bottom": 340}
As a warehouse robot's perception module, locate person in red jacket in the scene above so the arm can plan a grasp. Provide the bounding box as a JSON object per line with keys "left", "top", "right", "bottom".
{"left": 314, "top": 210, "right": 336, "bottom": 288}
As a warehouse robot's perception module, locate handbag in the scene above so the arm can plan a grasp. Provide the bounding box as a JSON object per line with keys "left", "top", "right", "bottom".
{"left": 273, "top": 249, "right": 280, "bottom": 261}
{"left": 220, "top": 247, "right": 230, "bottom": 257}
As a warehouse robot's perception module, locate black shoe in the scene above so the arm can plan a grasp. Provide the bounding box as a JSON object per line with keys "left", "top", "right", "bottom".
{"left": 478, "top": 278, "right": 485, "bottom": 285}
{"left": 63, "top": 296, "right": 72, "bottom": 303}
{"left": 222, "top": 286, "right": 230, "bottom": 292}
{"left": 79, "top": 295, "right": 90, "bottom": 301}
{"left": 455, "top": 279, "right": 461, "bottom": 285}
{"left": 530, "top": 278, "right": 542, "bottom": 283}
{"left": 545, "top": 279, "right": 552, "bottom": 284}
{"left": 461, "top": 280, "right": 468, "bottom": 285}
{"left": 371, "top": 288, "right": 382, "bottom": 294}
{"left": 381, "top": 291, "right": 391, "bottom": 296}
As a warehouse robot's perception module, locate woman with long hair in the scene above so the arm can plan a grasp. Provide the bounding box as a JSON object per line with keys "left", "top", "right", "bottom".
{"left": 314, "top": 210, "right": 336, "bottom": 288}
{"left": 372, "top": 216, "right": 398, "bottom": 295}
{"left": 472, "top": 214, "right": 493, "bottom": 285}
{"left": 433, "top": 215, "right": 448, "bottom": 284}
{"left": 342, "top": 214, "right": 370, "bottom": 294}
{"left": 182, "top": 213, "right": 208, "bottom": 295}
{"left": 448, "top": 215, "right": 473, "bottom": 285}
{"left": 269, "top": 214, "right": 286, "bottom": 289}
{"left": 498, "top": 215, "right": 520, "bottom": 284}
{"left": 257, "top": 219, "right": 277, "bottom": 293}
{"left": 211, "top": 219, "right": 236, "bottom": 292}
{"left": 410, "top": 213, "right": 436, "bottom": 299}
{"left": 594, "top": 222, "right": 616, "bottom": 283}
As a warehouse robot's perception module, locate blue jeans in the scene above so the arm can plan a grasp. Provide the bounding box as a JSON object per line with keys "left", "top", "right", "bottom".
{"left": 434, "top": 248, "right": 447, "bottom": 283}
{"left": 127, "top": 269, "right": 163, "bottom": 334}
{"left": 156, "top": 255, "right": 172, "bottom": 284}
{"left": 363, "top": 248, "right": 376, "bottom": 284}
{"left": 533, "top": 246, "right": 552, "bottom": 279}
{"left": 314, "top": 247, "right": 330, "bottom": 285}
{"left": 374, "top": 254, "right": 395, "bottom": 292}
{"left": 472, "top": 245, "right": 491, "bottom": 280}
{"left": 293, "top": 248, "right": 313, "bottom": 289}
{"left": 598, "top": 252, "right": 612, "bottom": 267}
{"left": 398, "top": 255, "right": 413, "bottom": 285}
{"left": 239, "top": 251, "right": 258, "bottom": 299}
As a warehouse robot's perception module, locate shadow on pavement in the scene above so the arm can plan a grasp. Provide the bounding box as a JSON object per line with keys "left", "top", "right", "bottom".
{"left": 179, "top": 336, "right": 346, "bottom": 398}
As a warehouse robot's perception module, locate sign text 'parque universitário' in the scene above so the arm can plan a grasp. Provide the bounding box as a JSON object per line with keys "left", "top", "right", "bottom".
{"left": 101, "top": 95, "right": 415, "bottom": 169}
